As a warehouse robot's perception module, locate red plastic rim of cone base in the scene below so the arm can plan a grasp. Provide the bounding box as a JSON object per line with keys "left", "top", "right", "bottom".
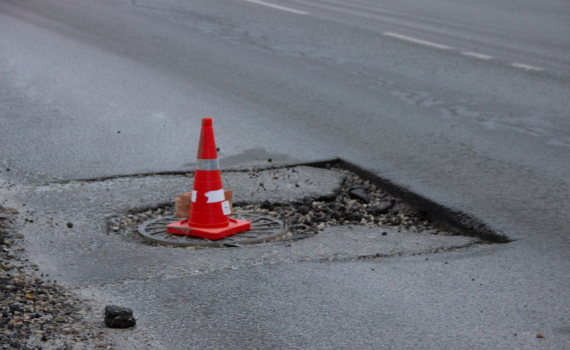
{"left": 166, "top": 218, "right": 251, "bottom": 240}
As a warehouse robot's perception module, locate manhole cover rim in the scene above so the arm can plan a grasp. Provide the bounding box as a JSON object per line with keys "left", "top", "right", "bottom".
{"left": 137, "top": 214, "right": 288, "bottom": 247}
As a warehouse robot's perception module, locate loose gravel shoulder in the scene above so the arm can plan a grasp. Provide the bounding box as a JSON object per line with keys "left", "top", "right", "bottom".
{"left": 0, "top": 206, "right": 114, "bottom": 350}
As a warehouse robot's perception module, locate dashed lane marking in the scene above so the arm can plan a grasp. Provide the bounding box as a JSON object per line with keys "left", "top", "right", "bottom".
{"left": 236, "top": 5, "right": 545, "bottom": 73}
{"left": 243, "top": 0, "right": 309, "bottom": 15}
{"left": 511, "top": 62, "right": 544, "bottom": 71}
{"left": 461, "top": 52, "right": 493, "bottom": 60}
{"left": 382, "top": 32, "right": 452, "bottom": 50}
{"left": 383, "top": 32, "right": 544, "bottom": 72}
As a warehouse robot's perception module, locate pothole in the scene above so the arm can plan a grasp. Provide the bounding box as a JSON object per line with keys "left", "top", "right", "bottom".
{"left": 110, "top": 165, "right": 476, "bottom": 248}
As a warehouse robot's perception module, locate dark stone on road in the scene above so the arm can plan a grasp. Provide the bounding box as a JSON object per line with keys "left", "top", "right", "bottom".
{"left": 367, "top": 200, "right": 395, "bottom": 216}
{"left": 302, "top": 196, "right": 314, "bottom": 205}
{"left": 348, "top": 212, "right": 362, "bottom": 222}
{"left": 298, "top": 206, "right": 310, "bottom": 215}
{"left": 104, "top": 305, "right": 136, "bottom": 328}
{"left": 260, "top": 200, "right": 274, "bottom": 211}
{"left": 391, "top": 216, "right": 402, "bottom": 225}
{"left": 348, "top": 188, "right": 369, "bottom": 203}
{"left": 66, "top": 222, "right": 73, "bottom": 228}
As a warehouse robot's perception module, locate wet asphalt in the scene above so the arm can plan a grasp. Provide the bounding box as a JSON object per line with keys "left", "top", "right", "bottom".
{"left": 1, "top": 0, "right": 569, "bottom": 348}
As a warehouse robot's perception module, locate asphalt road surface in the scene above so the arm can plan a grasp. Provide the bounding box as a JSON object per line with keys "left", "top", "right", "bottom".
{"left": 1, "top": 0, "right": 569, "bottom": 348}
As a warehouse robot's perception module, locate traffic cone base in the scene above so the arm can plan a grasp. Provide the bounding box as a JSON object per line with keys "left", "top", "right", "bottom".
{"left": 167, "top": 218, "right": 251, "bottom": 240}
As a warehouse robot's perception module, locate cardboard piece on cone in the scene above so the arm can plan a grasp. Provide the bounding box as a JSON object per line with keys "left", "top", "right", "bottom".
{"left": 174, "top": 192, "right": 193, "bottom": 218}
{"left": 175, "top": 190, "right": 233, "bottom": 218}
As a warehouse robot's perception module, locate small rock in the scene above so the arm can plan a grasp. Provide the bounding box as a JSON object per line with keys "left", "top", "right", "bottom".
{"left": 348, "top": 188, "right": 369, "bottom": 203}
{"left": 298, "top": 206, "right": 310, "bottom": 215}
{"left": 7, "top": 207, "right": 19, "bottom": 215}
{"left": 0, "top": 262, "right": 13, "bottom": 271}
{"left": 104, "top": 305, "right": 136, "bottom": 328}
{"left": 302, "top": 196, "right": 313, "bottom": 205}
{"left": 17, "top": 246, "right": 25, "bottom": 251}
{"left": 260, "top": 200, "right": 274, "bottom": 211}
{"left": 25, "top": 293, "right": 35, "bottom": 300}
{"left": 0, "top": 213, "right": 8, "bottom": 220}
{"left": 55, "top": 316, "right": 67, "bottom": 323}
{"left": 537, "top": 332, "right": 545, "bottom": 338}
{"left": 15, "top": 233, "right": 24, "bottom": 239}
{"left": 391, "top": 216, "right": 402, "bottom": 225}
{"left": 367, "top": 201, "right": 394, "bottom": 215}
{"left": 67, "top": 222, "right": 73, "bottom": 228}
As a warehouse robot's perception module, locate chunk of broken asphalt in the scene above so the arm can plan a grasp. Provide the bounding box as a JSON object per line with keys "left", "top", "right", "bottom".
{"left": 298, "top": 206, "right": 310, "bottom": 215}
{"left": 391, "top": 216, "right": 402, "bottom": 225}
{"left": 260, "top": 200, "right": 274, "bottom": 211}
{"left": 367, "top": 201, "right": 394, "bottom": 216}
{"left": 104, "top": 305, "right": 136, "bottom": 328}
{"left": 348, "top": 188, "right": 369, "bottom": 203}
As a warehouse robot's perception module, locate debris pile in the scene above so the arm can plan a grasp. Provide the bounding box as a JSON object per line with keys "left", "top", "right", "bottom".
{"left": 115, "top": 167, "right": 458, "bottom": 245}
{"left": 234, "top": 168, "right": 440, "bottom": 237}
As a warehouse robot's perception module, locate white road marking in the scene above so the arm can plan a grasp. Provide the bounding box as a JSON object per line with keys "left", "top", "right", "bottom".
{"left": 243, "top": 0, "right": 308, "bottom": 15}
{"left": 511, "top": 63, "right": 544, "bottom": 71}
{"left": 461, "top": 52, "right": 493, "bottom": 60}
{"left": 382, "top": 32, "right": 452, "bottom": 50}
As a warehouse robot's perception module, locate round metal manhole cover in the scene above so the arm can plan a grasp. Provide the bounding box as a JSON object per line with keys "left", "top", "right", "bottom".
{"left": 137, "top": 214, "right": 288, "bottom": 247}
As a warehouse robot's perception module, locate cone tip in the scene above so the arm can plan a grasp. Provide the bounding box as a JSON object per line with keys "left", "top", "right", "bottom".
{"left": 202, "top": 118, "right": 212, "bottom": 127}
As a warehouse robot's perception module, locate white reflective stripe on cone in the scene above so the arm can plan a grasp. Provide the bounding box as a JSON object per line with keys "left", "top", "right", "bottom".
{"left": 196, "top": 158, "right": 219, "bottom": 171}
{"left": 205, "top": 189, "right": 225, "bottom": 203}
{"left": 191, "top": 190, "right": 198, "bottom": 203}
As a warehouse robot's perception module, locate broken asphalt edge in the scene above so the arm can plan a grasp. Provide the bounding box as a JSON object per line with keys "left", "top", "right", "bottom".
{"left": 335, "top": 159, "right": 510, "bottom": 244}
{"left": 46, "top": 158, "right": 339, "bottom": 184}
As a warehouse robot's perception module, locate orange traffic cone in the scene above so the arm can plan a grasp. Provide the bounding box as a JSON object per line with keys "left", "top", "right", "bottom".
{"left": 167, "top": 118, "right": 251, "bottom": 239}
